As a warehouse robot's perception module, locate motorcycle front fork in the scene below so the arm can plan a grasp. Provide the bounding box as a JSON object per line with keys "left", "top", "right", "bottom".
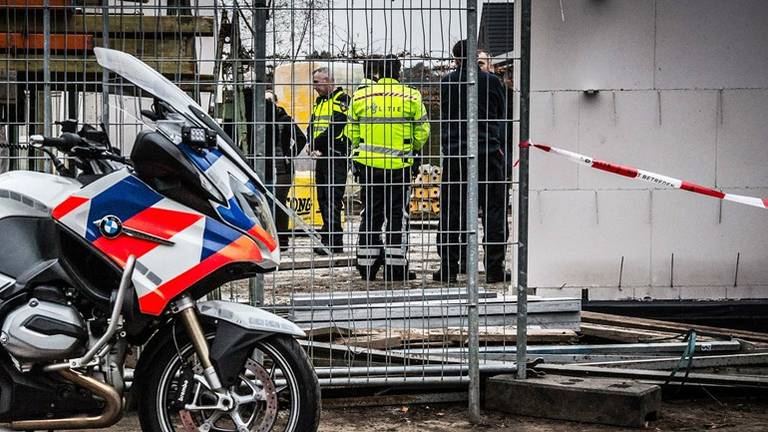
{"left": 173, "top": 295, "right": 225, "bottom": 392}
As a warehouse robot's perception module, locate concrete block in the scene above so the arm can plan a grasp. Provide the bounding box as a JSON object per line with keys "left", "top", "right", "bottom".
{"left": 530, "top": 91, "right": 580, "bottom": 190}
{"left": 531, "top": 0, "right": 654, "bottom": 91}
{"left": 650, "top": 189, "right": 729, "bottom": 287}
{"left": 486, "top": 374, "right": 661, "bottom": 428}
{"left": 529, "top": 190, "right": 651, "bottom": 289}
{"left": 729, "top": 285, "right": 768, "bottom": 300}
{"left": 587, "top": 286, "right": 634, "bottom": 301}
{"left": 634, "top": 286, "right": 680, "bottom": 301}
{"left": 717, "top": 90, "right": 768, "bottom": 188}
{"left": 578, "top": 90, "right": 717, "bottom": 191}
{"left": 679, "top": 286, "right": 727, "bottom": 301}
{"left": 656, "top": 0, "right": 768, "bottom": 89}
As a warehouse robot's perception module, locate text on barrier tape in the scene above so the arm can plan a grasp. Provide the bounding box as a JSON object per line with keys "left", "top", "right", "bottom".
{"left": 520, "top": 140, "right": 768, "bottom": 210}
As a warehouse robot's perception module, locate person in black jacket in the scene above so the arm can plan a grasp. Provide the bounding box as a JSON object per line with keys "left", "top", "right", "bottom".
{"left": 266, "top": 91, "right": 308, "bottom": 251}
{"left": 244, "top": 88, "right": 307, "bottom": 251}
{"left": 434, "top": 39, "right": 510, "bottom": 284}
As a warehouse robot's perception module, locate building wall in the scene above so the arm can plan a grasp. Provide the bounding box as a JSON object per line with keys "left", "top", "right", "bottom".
{"left": 528, "top": 0, "right": 768, "bottom": 300}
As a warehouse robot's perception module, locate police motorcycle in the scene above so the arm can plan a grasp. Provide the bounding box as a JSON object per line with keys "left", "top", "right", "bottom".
{"left": 0, "top": 48, "right": 319, "bottom": 431}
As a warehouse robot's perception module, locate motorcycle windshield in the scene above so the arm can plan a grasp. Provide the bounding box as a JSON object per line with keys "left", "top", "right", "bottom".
{"left": 93, "top": 47, "right": 265, "bottom": 191}
{"left": 94, "top": 47, "right": 279, "bottom": 264}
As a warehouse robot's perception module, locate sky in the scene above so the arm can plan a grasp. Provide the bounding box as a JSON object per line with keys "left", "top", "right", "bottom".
{"left": 264, "top": 0, "right": 503, "bottom": 62}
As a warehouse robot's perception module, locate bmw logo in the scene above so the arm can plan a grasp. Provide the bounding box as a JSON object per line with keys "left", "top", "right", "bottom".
{"left": 99, "top": 215, "right": 123, "bottom": 239}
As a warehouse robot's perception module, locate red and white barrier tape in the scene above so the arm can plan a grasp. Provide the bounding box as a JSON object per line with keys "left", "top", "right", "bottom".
{"left": 520, "top": 140, "right": 768, "bottom": 210}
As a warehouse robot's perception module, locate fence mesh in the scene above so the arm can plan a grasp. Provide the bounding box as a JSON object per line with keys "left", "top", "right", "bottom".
{"left": 0, "top": 0, "right": 541, "bottom": 392}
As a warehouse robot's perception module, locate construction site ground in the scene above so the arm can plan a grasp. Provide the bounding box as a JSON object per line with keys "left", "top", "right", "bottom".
{"left": 217, "top": 215, "right": 515, "bottom": 303}
{"left": 90, "top": 395, "right": 768, "bottom": 431}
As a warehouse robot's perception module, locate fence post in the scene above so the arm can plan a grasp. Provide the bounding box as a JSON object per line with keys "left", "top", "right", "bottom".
{"left": 101, "top": 0, "right": 110, "bottom": 129}
{"left": 516, "top": 0, "right": 532, "bottom": 380}
{"left": 465, "top": 0, "right": 481, "bottom": 423}
{"left": 43, "top": 0, "right": 51, "bottom": 141}
{"left": 249, "top": 1, "right": 268, "bottom": 306}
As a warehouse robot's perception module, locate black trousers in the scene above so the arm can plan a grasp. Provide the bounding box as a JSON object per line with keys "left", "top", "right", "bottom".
{"left": 315, "top": 155, "right": 348, "bottom": 247}
{"left": 355, "top": 163, "right": 410, "bottom": 279}
{"left": 438, "top": 152, "right": 508, "bottom": 275}
{"left": 272, "top": 172, "right": 292, "bottom": 248}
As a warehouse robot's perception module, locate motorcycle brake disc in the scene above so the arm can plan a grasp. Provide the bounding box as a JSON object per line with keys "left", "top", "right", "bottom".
{"left": 178, "top": 358, "right": 279, "bottom": 432}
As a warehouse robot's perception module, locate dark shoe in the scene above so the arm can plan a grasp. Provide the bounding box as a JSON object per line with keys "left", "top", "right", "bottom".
{"left": 432, "top": 268, "right": 458, "bottom": 283}
{"left": 357, "top": 266, "right": 379, "bottom": 281}
{"left": 386, "top": 271, "right": 417, "bottom": 282}
{"left": 486, "top": 270, "right": 512, "bottom": 284}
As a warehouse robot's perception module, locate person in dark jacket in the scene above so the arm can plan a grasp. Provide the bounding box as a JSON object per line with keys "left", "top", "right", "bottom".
{"left": 245, "top": 88, "right": 307, "bottom": 251}
{"left": 434, "top": 39, "right": 510, "bottom": 284}
{"left": 266, "top": 91, "right": 308, "bottom": 251}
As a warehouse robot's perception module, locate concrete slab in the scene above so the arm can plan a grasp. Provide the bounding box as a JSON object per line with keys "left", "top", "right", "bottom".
{"left": 486, "top": 374, "right": 661, "bottom": 428}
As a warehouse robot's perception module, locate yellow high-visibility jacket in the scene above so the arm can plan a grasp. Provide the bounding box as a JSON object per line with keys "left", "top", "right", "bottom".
{"left": 309, "top": 87, "right": 351, "bottom": 155}
{"left": 346, "top": 78, "right": 430, "bottom": 170}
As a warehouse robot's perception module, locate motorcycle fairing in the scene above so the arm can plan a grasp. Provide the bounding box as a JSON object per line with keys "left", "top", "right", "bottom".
{"left": 177, "top": 142, "right": 278, "bottom": 254}
{"left": 52, "top": 168, "right": 264, "bottom": 316}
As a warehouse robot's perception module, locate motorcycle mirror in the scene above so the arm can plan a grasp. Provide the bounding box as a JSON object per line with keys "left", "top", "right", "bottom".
{"left": 140, "top": 109, "right": 160, "bottom": 122}
{"left": 56, "top": 119, "right": 79, "bottom": 133}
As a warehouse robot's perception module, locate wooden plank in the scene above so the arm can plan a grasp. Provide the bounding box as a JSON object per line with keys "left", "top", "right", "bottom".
{"left": 0, "top": 33, "right": 93, "bottom": 52}
{"left": 97, "top": 37, "right": 196, "bottom": 59}
{"left": 580, "top": 322, "right": 718, "bottom": 344}
{"left": 336, "top": 335, "right": 403, "bottom": 350}
{"left": 0, "top": 0, "right": 68, "bottom": 7}
{"left": 0, "top": 56, "right": 198, "bottom": 76}
{"left": 0, "top": 15, "right": 214, "bottom": 36}
{"left": 581, "top": 311, "right": 768, "bottom": 344}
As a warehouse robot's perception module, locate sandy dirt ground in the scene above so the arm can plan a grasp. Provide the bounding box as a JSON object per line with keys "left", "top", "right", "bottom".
{"left": 90, "top": 396, "right": 768, "bottom": 431}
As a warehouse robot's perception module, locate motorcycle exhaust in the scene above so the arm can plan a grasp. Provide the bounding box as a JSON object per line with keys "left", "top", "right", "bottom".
{"left": 8, "top": 369, "right": 122, "bottom": 430}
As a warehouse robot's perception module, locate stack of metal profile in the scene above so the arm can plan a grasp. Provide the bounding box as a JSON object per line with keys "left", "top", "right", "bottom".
{"left": 286, "top": 289, "right": 581, "bottom": 331}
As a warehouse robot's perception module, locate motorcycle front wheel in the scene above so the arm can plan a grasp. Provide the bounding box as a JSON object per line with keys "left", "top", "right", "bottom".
{"left": 139, "top": 332, "right": 320, "bottom": 432}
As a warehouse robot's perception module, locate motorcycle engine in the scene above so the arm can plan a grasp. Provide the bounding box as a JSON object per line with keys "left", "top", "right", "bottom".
{"left": 1, "top": 293, "right": 87, "bottom": 362}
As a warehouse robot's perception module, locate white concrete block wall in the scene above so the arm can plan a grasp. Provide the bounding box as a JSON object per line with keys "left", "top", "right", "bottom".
{"left": 528, "top": 0, "right": 768, "bottom": 300}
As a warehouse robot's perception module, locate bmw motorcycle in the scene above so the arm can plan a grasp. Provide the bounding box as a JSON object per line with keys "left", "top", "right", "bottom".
{"left": 0, "top": 48, "right": 319, "bottom": 431}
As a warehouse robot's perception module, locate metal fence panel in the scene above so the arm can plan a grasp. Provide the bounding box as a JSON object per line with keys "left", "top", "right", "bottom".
{"left": 0, "top": 0, "right": 540, "bottom": 419}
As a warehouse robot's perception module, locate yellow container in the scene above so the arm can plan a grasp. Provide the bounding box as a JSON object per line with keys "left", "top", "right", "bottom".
{"left": 286, "top": 171, "right": 324, "bottom": 229}
{"left": 285, "top": 171, "right": 346, "bottom": 229}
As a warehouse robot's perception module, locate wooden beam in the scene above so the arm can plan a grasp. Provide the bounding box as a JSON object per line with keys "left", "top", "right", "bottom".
{"left": 580, "top": 322, "right": 718, "bottom": 344}
{"left": 0, "top": 57, "right": 198, "bottom": 76}
{"left": 581, "top": 311, "right": 768, "bottom": 344}
{"left": 97, "top": 37, "right": 196, "bottom": 59}
{"left": 0, "top": 15, "right": 215, "bottom": 36}
{"left": 0, "top": 0, "right": 69, "bottom": 7}
{"left": 0, "top": 33, "right": 93, "bottom": 52}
